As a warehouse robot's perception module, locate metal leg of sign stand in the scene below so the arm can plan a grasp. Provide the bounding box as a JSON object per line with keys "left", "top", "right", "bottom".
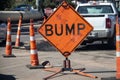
{"left": 43, "top": 57, "right": 97, "bottom": 80}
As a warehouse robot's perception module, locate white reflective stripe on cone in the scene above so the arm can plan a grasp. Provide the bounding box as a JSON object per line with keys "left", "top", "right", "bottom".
{"left": 16, "top": 35, "right": 20, "bottom": 39}
{"left": 30, "top": 49, "right": 37, "bottom": 54}
{"left": 116, "top": 36, "right": 120, "bottom": 41}
{"left": 116, "top": 51, "right": 120, "bottom": 57}
{"left": 6, "top": 42, "right": 11, "bottom": 45}
{"left": 7, "top": 31, "right": 11, "bottom": 35}
{"left": 18, "top": 26, "right": 21, "bottom": 30}
{"left": 30, "top": 36, "right": 35, "bottom": 41}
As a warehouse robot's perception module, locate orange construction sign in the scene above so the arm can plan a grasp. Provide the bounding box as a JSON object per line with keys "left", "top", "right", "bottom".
{"left": 38, "top": 1, "right": 93, "bottom": 57}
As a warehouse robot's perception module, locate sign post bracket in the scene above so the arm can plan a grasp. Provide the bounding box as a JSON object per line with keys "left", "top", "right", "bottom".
{"left": 43, "top": 53, "right": 97, "bottom": 80}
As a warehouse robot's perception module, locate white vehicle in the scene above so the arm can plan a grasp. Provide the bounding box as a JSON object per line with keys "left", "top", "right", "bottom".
{"left": 76, "top": 1, "right": 118, "bottom": 46}
{"left": 0, "top": 22, "right": 7, "bottom": 43}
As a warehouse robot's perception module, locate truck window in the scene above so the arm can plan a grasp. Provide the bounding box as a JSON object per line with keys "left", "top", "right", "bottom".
{"left": 77, "top": 5, "right": 114, "bottom": 14}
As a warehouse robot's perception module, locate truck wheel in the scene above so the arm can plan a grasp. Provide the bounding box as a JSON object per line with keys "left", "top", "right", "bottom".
{"left": 2, "top": 39, "right": 6, "bottom": 44}
{"left": 108, "top": 36, "right": 116, "bottom": 48}
{"left": 2, "top": 33, "right": 7, "bottom": 44}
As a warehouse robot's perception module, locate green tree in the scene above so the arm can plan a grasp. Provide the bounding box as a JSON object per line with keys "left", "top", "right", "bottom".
{"left": 25, "top": 0, "right": 36, "bottom": 8}
{"left": 42, "top": 0, "right": 56, "bottom": 9}
{"left": 43, "top": 0, "right": 51, "bottom": 8}
{"left": 41, "top": 0, "right": 76, "bottom": 9}
{"left": 0, "top": 0, "right": 15, "bottom": 10}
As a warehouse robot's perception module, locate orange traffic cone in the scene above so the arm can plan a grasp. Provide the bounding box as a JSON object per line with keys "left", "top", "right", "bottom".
{"left": 29, "top": 19, "right": 39, "bottom": 66}
{"left": 116, "top": 16, "right": 120, "bottom": 79}
{"left": 3, "top": 18, "right": 15, "bottom": 57}
{"left": 26, "top": 19, "right": 49, "bottom": 69}
{"left": 15, "top": 16, "right": 22, "bottom": 48}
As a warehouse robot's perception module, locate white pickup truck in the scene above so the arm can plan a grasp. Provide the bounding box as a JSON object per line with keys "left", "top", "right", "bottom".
{"left": 76, "top": 1, "right": 118, "bottom": 46}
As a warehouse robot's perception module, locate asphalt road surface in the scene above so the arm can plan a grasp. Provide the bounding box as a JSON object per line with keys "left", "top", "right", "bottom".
{"left": 0, "top": 23, "right": 116, "bottom": 80}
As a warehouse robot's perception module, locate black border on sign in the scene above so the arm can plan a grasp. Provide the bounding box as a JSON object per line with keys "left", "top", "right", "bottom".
{"left": 38, "top": 1, "right": 93, "bottom": 55}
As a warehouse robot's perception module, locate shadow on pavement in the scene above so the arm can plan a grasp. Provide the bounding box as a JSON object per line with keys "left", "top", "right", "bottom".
{"left": 24, "top": 40, "right": 115, "bottom": 51}
{"left": 101, "top": 77, "right": 116, "bottom": 80}
{"left": 25, "top": 40, "right": 57, "bottom": 51}
{"left": 84, "top": 70, "right": 116, "bottom": 80}
{"left": 0, "top": 74, "right": 16, "bottom": 80}
{"left": 76, "top": 43, "right": 115, "bottom": 51}
{"left": 0, "top": 42, "right": 24, "bottom": 47}
{"left": 12, "top": 42, "right": 24, "bottom": 47}
{"left": 85, "top": 70, "right": 116, "bottom": 73}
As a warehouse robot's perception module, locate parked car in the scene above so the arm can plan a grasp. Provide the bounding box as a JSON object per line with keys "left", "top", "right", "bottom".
{"left": 0, "top": 21, "right": 7, "bottom": 43}
{"left": 13, "top": 4, "right": 34, "bottom": 11}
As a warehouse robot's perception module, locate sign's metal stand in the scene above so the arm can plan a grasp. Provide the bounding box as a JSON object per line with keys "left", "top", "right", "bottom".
{"left": 43, "top": 53, "right": 97, "bottom": 80}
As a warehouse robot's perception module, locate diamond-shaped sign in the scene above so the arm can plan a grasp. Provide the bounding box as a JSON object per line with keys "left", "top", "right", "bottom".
{"left": 38, "top": 1, "right": 93, "bottom": 57}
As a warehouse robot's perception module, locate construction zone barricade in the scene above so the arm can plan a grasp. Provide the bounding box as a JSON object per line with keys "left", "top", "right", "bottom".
{"left": 3, "top": 18, "right": 16, "bottom": 58}
{"left": 26, "top": 19, "right": 52, "bottom": 69}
